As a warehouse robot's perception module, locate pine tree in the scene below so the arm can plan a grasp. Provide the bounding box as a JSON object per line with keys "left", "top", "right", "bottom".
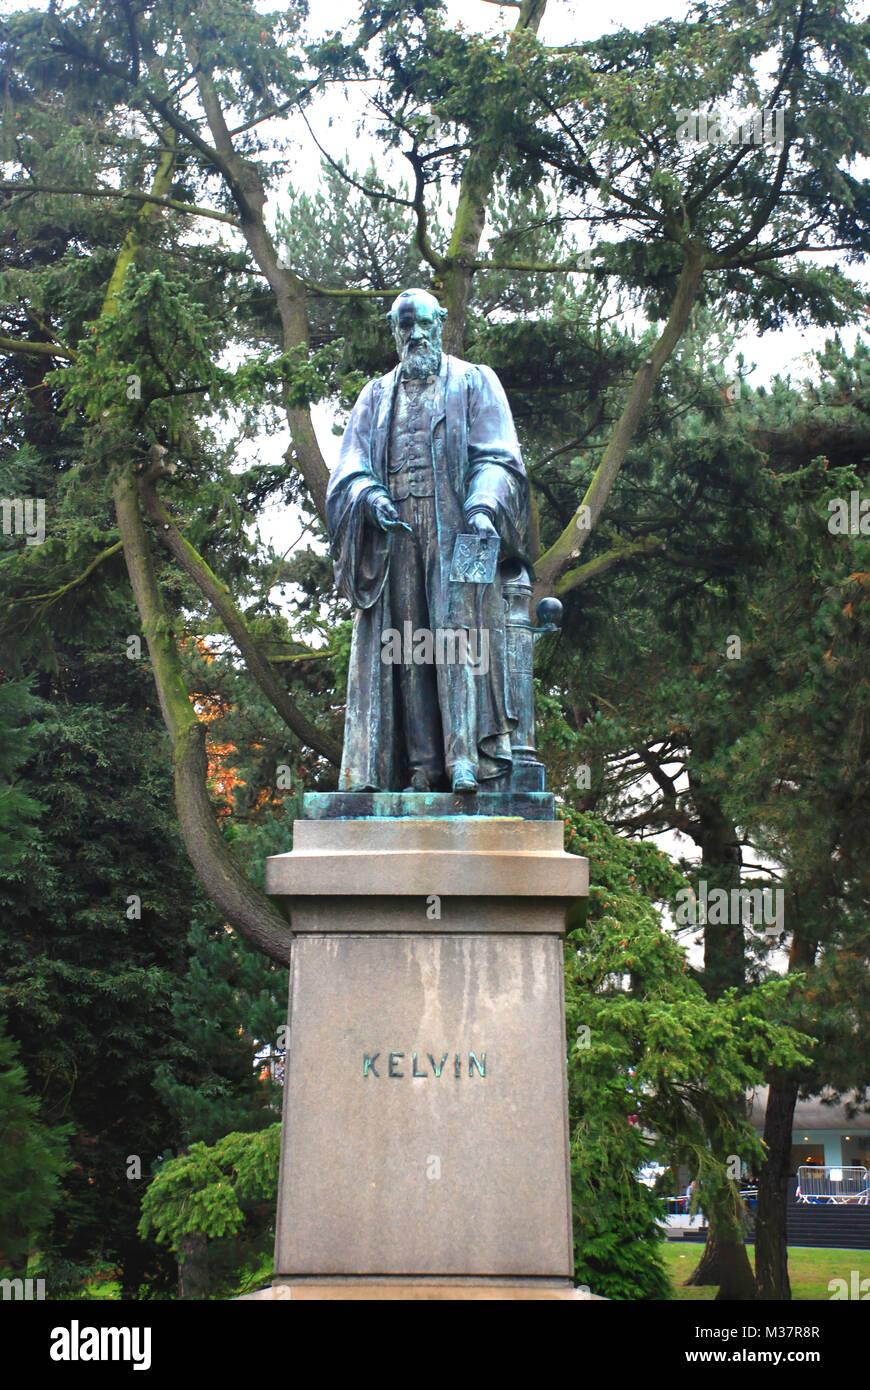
{"left": 0, "top": 1021, "right": 71, "bottom": 1274}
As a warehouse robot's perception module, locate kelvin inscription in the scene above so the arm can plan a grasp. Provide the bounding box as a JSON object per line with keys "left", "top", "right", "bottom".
{"left": 363, "top": 1050, "right": 487, "bottom": 1078}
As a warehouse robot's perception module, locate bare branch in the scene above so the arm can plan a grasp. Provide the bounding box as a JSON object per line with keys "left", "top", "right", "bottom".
{"left": 686, "top": 0, "right": 809, "bottom": 216}
{"left": 8, "top": 541, "right": 122, "bottom": 610}
{"left": 522, "top": 90, "right": 660, "bottom": 227}
{"left": 553, "top": 533, "right": 666, "bottom": 596}
{"left": 0, "top": 180, "right": 241, "bottom": 226}
{"left": 298, "top": 109, "right": 413, "bottom": 209}
{"left": 0, "top": 335, "right": 75, "bottom": 360}
{"left": 717, "top": 126, "right": 794, "bottom": 259}
{"left": 404, "top": 145, "right": 447, "bottom": 272}
{"left": 277, "top": 263, "right": 401, "bottom": 298}
{"left": 535, "top": 248, "right": 705, "bottom": 595}
{"left": 473, "top": 257, "right": 591, "bottom": 273}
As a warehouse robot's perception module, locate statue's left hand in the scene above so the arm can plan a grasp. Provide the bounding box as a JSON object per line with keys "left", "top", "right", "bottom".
{"left": 467, "top": 510, "right": 498, "bottom": 540}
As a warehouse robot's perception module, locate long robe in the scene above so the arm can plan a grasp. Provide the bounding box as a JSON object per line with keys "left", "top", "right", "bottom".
{"left": 327, "top": 352, "right": 529, "bottom": 792}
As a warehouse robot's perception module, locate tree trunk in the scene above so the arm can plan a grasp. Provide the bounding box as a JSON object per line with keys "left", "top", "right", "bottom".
{"left": 186, "top": 38, "right": 331, "bottom": 520}
{"left": 114, "top": 471, "right": 294, "bottom": 965}
{"left": 437, "top": 0, "right": 548, "bottom": 356}
{"left": 684, "top": 775, "right": 754, "bottom": 1297}
{"left": 533, "top": 248, "right": 704, "bottom": 599}
{"left": 693, "top": 792, "right": 745, "bottom": 998}
{"left": 95, "top": 132, "right": 294, "bottom": 965}
{"left": 177, "top": 1232, "right": 209, "bottom": 1300}
{"left": 138, "top": 469, "right": 341, "bottom": 766}
{"left": 685, "top": 1107, "right": 756, "bottom": 1301}
{"left": 755, "top": 920, "right": 818, "bottom": 1300}
{"left": 687, "top": 1221, "right": 757, "bottom": 1300}
{"left": 755, "top": 1077, "right": 799, "bottom": 1300}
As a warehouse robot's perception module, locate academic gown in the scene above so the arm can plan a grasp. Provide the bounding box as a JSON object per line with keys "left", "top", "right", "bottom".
{"left": 327, "top": 353, "right": 529, "bottom": 792}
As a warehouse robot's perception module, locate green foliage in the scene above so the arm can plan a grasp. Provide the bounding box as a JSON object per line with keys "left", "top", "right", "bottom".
{"left": 140, "top": 1125, "right": 280, "bottom": 1248}
{"left": 0, "top": 679, "right": 43, "bottom": 876}
{"left": 0, "top": 282, "right": 286, "bottom": 1295}
{"left": 562, "top": 810, "right": 811, "bottom": 1298}
{"left": 138, "top": 1124, "right": 280, "bottom": 1298}
{"left": 154, "top": 919, "right": 286, "bottom": 1148}
{"left": 0, "top": 648, "right": 211, "bottom": 1292}
{"left": 0, "top": 1021, "right": 71, "bottom": 1272}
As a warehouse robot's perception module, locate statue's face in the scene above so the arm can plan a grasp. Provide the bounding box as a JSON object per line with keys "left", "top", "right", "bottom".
{"left": 391, "top": 294, "right": 443, "bottom": 378}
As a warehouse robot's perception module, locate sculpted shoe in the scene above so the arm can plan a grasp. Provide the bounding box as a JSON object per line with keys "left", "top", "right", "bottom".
{"left": 404, "top": 770, "right": 432, "bottom": 792}
{"left": 451, "top": 759, "right": 478, "bottom": 793}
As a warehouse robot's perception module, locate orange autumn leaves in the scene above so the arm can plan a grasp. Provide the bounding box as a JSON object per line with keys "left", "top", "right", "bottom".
{"left": 186, "top": 636, "right": 285, "bottom": 820}
{"left": 187, "top": 637, "right": 243, "bottom": 820}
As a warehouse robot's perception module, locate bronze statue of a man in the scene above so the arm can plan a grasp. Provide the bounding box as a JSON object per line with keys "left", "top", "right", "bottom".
{"left": 327, "top": 288, "right": 530, "bottom": 794}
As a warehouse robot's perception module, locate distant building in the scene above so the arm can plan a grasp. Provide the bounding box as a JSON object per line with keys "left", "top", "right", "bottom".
{"left": 749, "top": 1089, "right": 870, "bottom": 1173}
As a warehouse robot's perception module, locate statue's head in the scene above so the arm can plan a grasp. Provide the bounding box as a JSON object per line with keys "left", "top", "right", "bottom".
{"left": 387, "top": 288, "right": 447, "bottom": 378}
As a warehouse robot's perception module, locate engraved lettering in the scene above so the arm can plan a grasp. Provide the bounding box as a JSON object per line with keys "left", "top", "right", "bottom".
{"left": 363, "top": 1049, "right": 488, "bottom": 1079}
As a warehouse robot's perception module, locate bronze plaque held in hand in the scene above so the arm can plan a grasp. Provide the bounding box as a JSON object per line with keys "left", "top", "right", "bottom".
{"left": 449, "top": 534, "right": 500, "bottom": 585}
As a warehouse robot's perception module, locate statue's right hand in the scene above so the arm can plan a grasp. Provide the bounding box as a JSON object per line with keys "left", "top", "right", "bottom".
{"left": 370, "top": 496, "right": 411, "bottom": 534}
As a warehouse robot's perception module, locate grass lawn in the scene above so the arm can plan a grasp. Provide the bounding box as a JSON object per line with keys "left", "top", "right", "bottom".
{"left": 661, "top": 1241, "right": 870, "bottom": 1300}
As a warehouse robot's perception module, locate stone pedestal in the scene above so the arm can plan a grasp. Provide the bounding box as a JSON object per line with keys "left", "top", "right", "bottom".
{"left": 265, "top": 814, "right": 587, "bottom": 1296}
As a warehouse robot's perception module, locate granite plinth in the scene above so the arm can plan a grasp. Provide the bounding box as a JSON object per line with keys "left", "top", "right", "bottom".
{"left": 266, "top": 817, "right": 587, "bottom": 1285}
{"left": 302, "top": 790, "right": 555, "bottom": 820}
{"left": 266, "top": 815, "right": 587, "bottom": 909}
{"left": 274, "top": 932, "right": 573, "bottom": 1278}
{"left": 241, "top": 1281, "right": 600, "bottom": 1300}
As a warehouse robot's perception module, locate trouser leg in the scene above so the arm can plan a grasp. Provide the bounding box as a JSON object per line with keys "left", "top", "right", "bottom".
{"left": 438, "top": 657, "right": 476, "bottom": 773}
{"left": 417, "top": 504, "right": 477, "bottom": 775}
{"left": 388, "top": 503, "right": 443, "bottom": 783}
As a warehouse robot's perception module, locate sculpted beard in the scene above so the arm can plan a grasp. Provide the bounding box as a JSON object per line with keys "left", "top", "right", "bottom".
{"left": 401, "top": 336, "right": 442, "bottom": 379}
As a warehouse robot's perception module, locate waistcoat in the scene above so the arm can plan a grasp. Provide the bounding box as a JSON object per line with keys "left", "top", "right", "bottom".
{"left": 387, "top": 375, "right": 440, "bottom": 500}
